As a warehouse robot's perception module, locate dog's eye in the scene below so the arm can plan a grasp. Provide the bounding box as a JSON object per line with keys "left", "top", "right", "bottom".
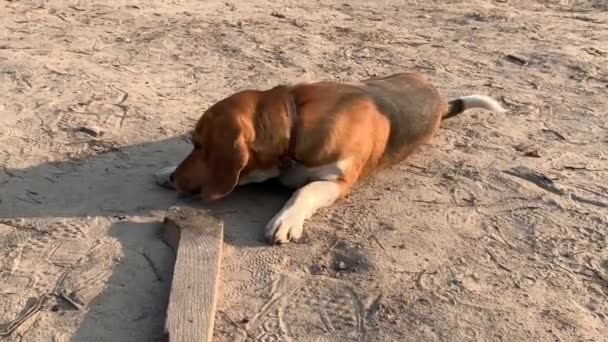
{"left": 193, "top": 142, "right": 202, "bottom": 150}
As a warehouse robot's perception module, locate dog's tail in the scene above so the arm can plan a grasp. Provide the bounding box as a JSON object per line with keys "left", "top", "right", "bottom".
{"left": 443, "top": 95, "right": 506, "bottom": 119}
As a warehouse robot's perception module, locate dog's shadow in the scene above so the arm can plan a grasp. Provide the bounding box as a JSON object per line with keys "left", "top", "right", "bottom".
{"left": 0, "top": 135, "right": 291, "bottom": 341}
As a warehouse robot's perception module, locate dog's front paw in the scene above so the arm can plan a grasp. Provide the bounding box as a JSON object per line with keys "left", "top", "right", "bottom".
{"left": 265, "top": 209, "right": 305, "bottom": 245}
{"left": 154, "top": 166, "right": 176, "bottom": 189}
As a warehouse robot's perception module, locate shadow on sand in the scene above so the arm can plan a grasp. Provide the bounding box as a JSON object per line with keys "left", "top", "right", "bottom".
{"left": 0, "top": 135, "right": 291, "bottom": 341}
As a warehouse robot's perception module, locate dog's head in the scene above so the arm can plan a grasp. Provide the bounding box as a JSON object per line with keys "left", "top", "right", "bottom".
{"left": 171, "top": 87, "right": 291, "bottom": 201}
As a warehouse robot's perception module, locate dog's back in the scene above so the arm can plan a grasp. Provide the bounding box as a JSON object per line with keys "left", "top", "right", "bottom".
{"left": 361, "top": 72, "right": 447, "bottom": 162}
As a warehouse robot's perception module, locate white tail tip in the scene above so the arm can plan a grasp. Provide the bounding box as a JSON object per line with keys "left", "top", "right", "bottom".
{"left": 459, "top": 95, "right": 507, "bottom": 113}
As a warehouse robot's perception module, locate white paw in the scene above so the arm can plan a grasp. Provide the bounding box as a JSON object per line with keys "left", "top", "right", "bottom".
{"left": 154, "top": 166, "right": 176, "bottom": 189}
{"left": 265, "top": 209, "right": 305, "bottom": 244}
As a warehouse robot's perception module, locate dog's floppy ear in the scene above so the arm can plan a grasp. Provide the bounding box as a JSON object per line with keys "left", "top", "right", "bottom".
{"left": 200, "top": 121, "right": 249, "bottom": 202}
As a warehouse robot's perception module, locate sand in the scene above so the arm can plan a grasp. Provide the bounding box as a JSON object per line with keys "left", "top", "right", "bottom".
{"left": 1, "top": 0, "right": 607, "bottom": 341}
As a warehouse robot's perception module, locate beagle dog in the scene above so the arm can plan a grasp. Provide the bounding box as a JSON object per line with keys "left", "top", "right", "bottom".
{"left": 156, "top": 72, "right": 505, "bottom": 244}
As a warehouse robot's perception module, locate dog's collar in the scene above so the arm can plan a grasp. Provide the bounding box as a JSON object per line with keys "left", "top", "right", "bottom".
{"left": 280, "top": 93, "right": 298, "bottom": 169}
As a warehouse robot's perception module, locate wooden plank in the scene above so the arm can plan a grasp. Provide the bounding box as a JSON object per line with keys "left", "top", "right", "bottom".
{"left": 162, "top": 206, "right": 224, "bottom": 342}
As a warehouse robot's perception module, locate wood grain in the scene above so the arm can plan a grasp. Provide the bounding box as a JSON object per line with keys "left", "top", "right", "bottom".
{"left": 162, "top": 206, "right": 224, "bottom": 342}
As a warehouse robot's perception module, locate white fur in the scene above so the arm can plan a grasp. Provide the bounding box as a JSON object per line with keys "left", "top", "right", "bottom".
{"left": 279, "top": 158, "right": 352, "bottom": 188}
{"left": 238, "top": 167, "right": 280, "bottom": 185}
{"left": 238, "top": 158, "right": 352, "bottom": 187}
{"left": 459, "top": 95, "right": 507, "bottom": 113}
{"left": 265, "top": 181, "right": 342, "bottom": 244}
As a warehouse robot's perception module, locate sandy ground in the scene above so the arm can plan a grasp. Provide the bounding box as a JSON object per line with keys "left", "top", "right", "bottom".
{"left": 1, "top": 0, "right": 607, "bottom": 341}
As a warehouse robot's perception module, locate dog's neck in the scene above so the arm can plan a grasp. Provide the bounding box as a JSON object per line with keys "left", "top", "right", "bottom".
{"left": 279, "top": 92, "right": 299, "bottom": 169}
{"left": 248, "top": 85, "right": 297, "bottom": 167}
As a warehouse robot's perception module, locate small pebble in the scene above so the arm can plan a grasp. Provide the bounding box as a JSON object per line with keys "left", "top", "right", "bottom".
{"left": 79, "top": 125, "right": 104, "bottom": 137}
{"left": 505, "top": 53, "right": 529, "bottom": 66}
{"left": 113, "top": 215, "right": 127, "bottom": 221}
{"left": 524, "top": 150, "right": 541, "bottom": 158}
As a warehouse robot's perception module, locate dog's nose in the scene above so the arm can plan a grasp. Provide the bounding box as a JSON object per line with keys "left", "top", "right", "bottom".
{"left": 169, "top": 172, "right": 175, "bottom": 183}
